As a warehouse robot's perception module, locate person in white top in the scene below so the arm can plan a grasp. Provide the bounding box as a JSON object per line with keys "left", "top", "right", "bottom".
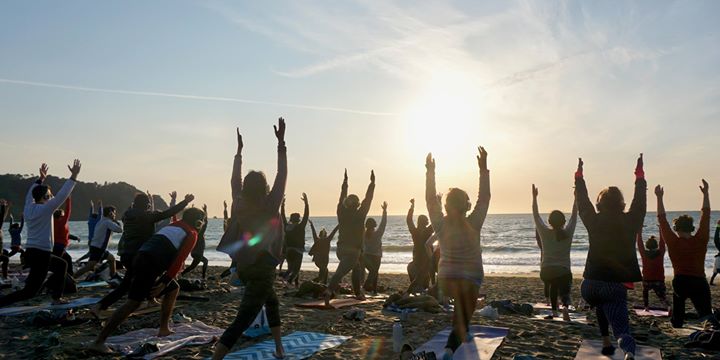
{"left": 0, "top": 161, "right": 81, "bottom": 307}
{"left": 74, "top": 206, "right": 123, "bottom": 280}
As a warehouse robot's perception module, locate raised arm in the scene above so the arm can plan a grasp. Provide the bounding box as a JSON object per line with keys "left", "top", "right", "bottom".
{"left": 230, "top": 127, "right": 244, "bottom": 201}
{"left": 535, "top": 231, "right": 542, "bottom": 250}
{"left": 698, "top": 179, "right": 711, "bottom": 243}
{"left": 565, "top": 198, "right": 578, "bottom": 234}
{"left": 328, "top": 224, "right": 340, "bottom": 240}
{"left": 223, "top": 200, "right": 228, "bottom": 221}
{"left": 627, "top": 153, "right": 647, "bottom": 229}
{"left": 655, "top": 185, "right": 674, "bottom": 243}
{"left": 281, "top": 198, "right": 287, "bottom": 225}
{"left": 425, "top": 153, "right": 444, "bottom": 229}
{"left": 574, "top": 158, "right": 597, "bottom": 230}
{"left": 89, "top": 200, "right": 94, "bottom": 218}
{"left": 337, "top": 169, "right": 348, "bottom": 216}
{"left": 531, "top": 184, "right": 548, "bottom": 230}
{"left": 151, "top": 193, "right": 193, "bottom": 222}
{"left": 45, "top": 160, "right": 81, "bottom": 210}
{"left": 636, "top": 233, "right": 646, "bottom": 257}
{"left": 63, "top": 197, "right": 72, "bottom": 222}
{"left": 26, "top": 163, "right": 48, "bottom": 205}
{"left": 0, "top": 200, "right": 7, "bottom": 230}
{"left": 108, "top": 219, "right": 124, "bottom": 233}
{"left": 267, "top": 118, "right": 288, "bottom": 211}
{"left": 468, "top": 146, "right": 491, "bottom": 230}
{"left": 377, "top": 201, "right": 388, "bottom": 238}
{"left": 300, "top": 193, "right": 310, "bottom": 228}
{"left": 406, "top": 199, "right": 417, "bottom": 233}
{"left": 659, "top": 230, "right": 666, "bottom": 253}
{"left": 359, "top": 170, "right": 376, "bottom": 216}
{"left": 309, "top": 220, "right": 318, "bottom": 241}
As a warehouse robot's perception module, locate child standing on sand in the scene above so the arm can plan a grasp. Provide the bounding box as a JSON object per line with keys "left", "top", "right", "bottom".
{"left": 636, "top": 233, "right": 670, "bottom": 311}
{"left": 308, "top": 221, "right": 338, "bottom": 284}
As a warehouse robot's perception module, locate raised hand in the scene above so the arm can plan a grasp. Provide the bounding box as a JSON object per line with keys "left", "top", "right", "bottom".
{"left": 68, "top": 159, "right": 81, "bottom": 180}
{"left": 700, "top": 179, "right": 709, "bottom": 195}
{"left": 426, "top": 153, "right": 435, "bottom": 172}
{"left": 532, "top": 184, "right": 539, "bottom": 198}
{"left": 184, "top": 194, "right": 195, "bottom": 203}
{"left": 381, "top": 201, "right": 388, "bottom": 211}
{"left": 274, "top": 117, "right": 286, "bottom": 143}
{"left": 169, "top": 191, "right": 177, "bottom": 200}
{"left": 343, "top": 169, "right": 348, "bottom": 183}
{"left": 436, "top": 193, "right": 443, "bottom": 204}
{"left": 39, "top": 163, "right": 49, "bottom": 182}
{"left": 635, "top": 153, "right": 644, "bottom": 177}
{"left": 477, "top": 146, "right": 488, "bottom": 170}
{"left": 223, "top": 200, "right": 227, "bottom": 209}
{"left": 236, "top": 127, "right": 243, "bottom": 153}
{"left": 654, "top": 185, "right": 664, "bottom": 197}
{"left": 370, "top": 170, "right": 375, "bottom": 183}
{"left": 410, "top": 198, "right": 415, "bottom": 206}
{"left": 301, "top": 193, "right": 308, "bottom": 203}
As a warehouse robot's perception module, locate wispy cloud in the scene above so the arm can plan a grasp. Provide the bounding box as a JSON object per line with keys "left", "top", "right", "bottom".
{"left": 0, "top": 78, "right": 395, "bottom": 117}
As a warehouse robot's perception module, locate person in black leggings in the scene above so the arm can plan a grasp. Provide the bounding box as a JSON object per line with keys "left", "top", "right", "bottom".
{"left": 281, "top": 193, "right": 309, "bottom": 287}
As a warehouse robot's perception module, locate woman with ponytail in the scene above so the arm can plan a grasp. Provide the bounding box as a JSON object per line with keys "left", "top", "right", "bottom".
{"left": 425, "top": 147, "right": 490, "bottom": 360}
{"left": 532, "top": 184, "right": 577, "bottom": 321}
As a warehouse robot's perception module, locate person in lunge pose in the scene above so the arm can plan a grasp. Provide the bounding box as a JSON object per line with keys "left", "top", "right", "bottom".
{"left": 181, "top": 204, "right": 209, "bottom": 279}
{"left": 0, "top": 161, "right": 82, "bottom": 307}
{"left": 281, "top": 193, "right": 309, "bottom": 287}
{"left": 576, "top": 155, "right": 645, "bottom": 359}
{"left": 636, "top": 233, "right": 670, "bottom": 311}
{"left": 426, "top": 147, "right": 490, "bottom": 360}
{"left": 406, "top": 198, "right": 434, "bottom": 294}
{"left": 324, "top": 169, "right": 376, "bottom": 304}
{"left": 362, "top": 201, "right": 387, "bottom": 293}
{"left": 213, "top": 119, "right": 287, "bottom": 359}
{"left": 656, "top": 181, "right": 712, "bottom": 328}
{"left": 74, "top": 206, "right": 123, "bottom": 280}
{"left": 308, "top": 221, "right": 338, "bottom": 284}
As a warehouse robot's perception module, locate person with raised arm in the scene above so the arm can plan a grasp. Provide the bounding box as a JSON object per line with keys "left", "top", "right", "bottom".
{"left": 219, "top": 200, "right": 238, "bottom": 279}
{"left": 89, "top": 207, "right": 205, "bottom": 354}
{"left": 52, "top": 197, "right": 74, "bottom": 276}
{"left": 0, "top": 161, "right": 81, "bottom": 307}
{"left": 281, "top": 193, "right": 310, "bottom": 288}
{"left": 656, "top": 180, "right": 712, "bottom": 328}
{"left": 405, "top": 198, "right": 435, "bottom": 294}
{"left": 7, "top": 213, "right": 25, "bottom": 264}
{"left": 75, "top": 206, "right": 123, "bottom": 280}
{"left": 711, "top": 220, "right": 720, "bottom": 285}
{"left": 0, "top": 200, "right": 10, "bottom": 278}
{"left": 77, "top": 200, "right": 103, "bottom": 264}
{"left": 91, "top": 190, "right": 193, "bottom": 314}
{"left": 213, "top": 118, "right": 287, "bottom": 360}
{"left": 181, "top": 204, "right": 209, "bottom": 279}
{"left": 362, "top": 201, "right": 388, "bottom": 293}
{"left": 426, "top": 147, "right": 490, "bottom": 360}
{"left": 576, "top": 155, "right": 645, "bottom": 359}
{"left": 324, "top": 168, "right": 376, "bottom": 304}
{"left": 532, "top": 184, "right": 577, "bottom": 321}
{"left": 308, "top": 221, "right": 339, "bottom": 284}
{"left": 635, "top": 232, "right": 669, "bottom": 311}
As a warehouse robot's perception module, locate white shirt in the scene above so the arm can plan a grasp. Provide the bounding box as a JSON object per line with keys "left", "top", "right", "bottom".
{"left": 156, "top": 225, "right": 187, "bottom": 250}
{"left": 91, "top": 217, "right": 123, "bottom": 249}
{"left": 23, "top": 180, "right": 76, "bottom": 252}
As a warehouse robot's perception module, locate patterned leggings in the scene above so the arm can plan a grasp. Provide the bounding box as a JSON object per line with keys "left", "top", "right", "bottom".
{"left": 581, "top": 279, "right": 636, "bottom": 355}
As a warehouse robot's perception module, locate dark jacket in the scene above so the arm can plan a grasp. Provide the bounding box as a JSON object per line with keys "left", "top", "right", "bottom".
{"left": 117, "top": 199, "right": 190, "bottom": 256}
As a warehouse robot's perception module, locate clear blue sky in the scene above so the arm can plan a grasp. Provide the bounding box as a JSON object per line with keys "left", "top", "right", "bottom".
{"left": 1, "top": 1, "right": 719, "bottom": 216}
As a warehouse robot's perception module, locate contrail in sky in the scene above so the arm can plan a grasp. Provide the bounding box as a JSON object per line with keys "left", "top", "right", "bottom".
{"left": 0, "top": 78, "right": 396, "bottom": 117}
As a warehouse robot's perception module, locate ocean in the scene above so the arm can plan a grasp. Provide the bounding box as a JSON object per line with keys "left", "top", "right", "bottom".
{"left": 12, "top": 211, "right": 720, "bottom": 276}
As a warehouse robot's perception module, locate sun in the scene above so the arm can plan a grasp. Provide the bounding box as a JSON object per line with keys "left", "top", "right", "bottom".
{"left": 403, "top": 71, "right": 484, "bottom": 162}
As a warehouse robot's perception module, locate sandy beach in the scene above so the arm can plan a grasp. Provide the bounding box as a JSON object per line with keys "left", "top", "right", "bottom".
{"left": 1, "top": 265, "right": 719, "bottom": 359}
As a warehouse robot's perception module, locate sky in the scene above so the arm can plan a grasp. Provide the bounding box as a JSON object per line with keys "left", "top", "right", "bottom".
{"left": 1, "top": 0, "right": 719, "bottom": 216}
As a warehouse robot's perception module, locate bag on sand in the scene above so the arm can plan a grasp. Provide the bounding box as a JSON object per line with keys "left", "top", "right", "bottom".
{"left": 243, "top": 306, "right": 270, "bottom": 338}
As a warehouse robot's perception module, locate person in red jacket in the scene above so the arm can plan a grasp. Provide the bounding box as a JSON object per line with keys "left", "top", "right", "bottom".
{"left": 52, "top": 198, "right": 76, "bottom": 276}
{"left": 636, "top": 233, "right": 669, "bottom": 311}
{"left": 89, "top": 206, "right": 203, "bottom": 354}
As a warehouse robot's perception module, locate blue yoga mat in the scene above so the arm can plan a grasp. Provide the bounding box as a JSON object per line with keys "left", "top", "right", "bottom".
{"left": 0, "top": 297, "right": 100, "bottom": 316}
{"left": 222, "top": 331, "right": 351, "bottom": 360}
{"left": 77, "top": 280, "right": 109, "bottom": 288}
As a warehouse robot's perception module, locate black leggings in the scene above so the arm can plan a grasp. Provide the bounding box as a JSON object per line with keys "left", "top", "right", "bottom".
{"left": 0, "top": 248, "right": 67, "bottom": 306}
{"left": 181, "top": 254, "right": 209, "bottom": 279}
{"left": 671, "top": 275, "right": 712, "bottom": 328}
{"left": 540, "top": 266, "right": 572, "bottom": 311}
{"left": 219, "top": 263, "right": 281, "bottom": 348}
{"left": 284, "top": 250, "right": 303, "bottom": 286}
{"left": 363, "top": 254, "right": 381, "bottom": 292}
{"left": 440, "top": 278, "right": 480, "bottom": 352}
{"left": 314, "top": 256, "right": 329, "bottom": 284}
{"left": 99, "top": 254, "right": 135, "bottom": 310}
{"left": 52, "top": 244, "right": 74, "bottom": 277}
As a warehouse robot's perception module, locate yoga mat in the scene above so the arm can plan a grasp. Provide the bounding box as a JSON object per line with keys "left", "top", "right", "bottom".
{"left": 295, "top": 298, "right": 369, "bottom": 309}
{"left": 532, "top": 310, "right": 588, "bottom": 324}
{"left": 633, "top": 308, "right": 669, "bottom": 317}
{"left": 222, "top": 331, "right": 351, "bottom": 360}
{"left": 77, "top": 280, "right": 109, "bottom": 288}
{"left": 414, "top": 325, "right": 508, "bottom": 359}
{"left": 0, "top": 297, "right": 100, "bottom": 316}
{"left": 574, "top": 340, "right": 661, "bottom": 359}
{"left": 98, "top": 304, "right": 185, "bottom": 320}
{"left": 106, "top": 321, "right": 222, "bottom": 359}
{"left": 532, "top": 303, "right": 576, "bottom": 312}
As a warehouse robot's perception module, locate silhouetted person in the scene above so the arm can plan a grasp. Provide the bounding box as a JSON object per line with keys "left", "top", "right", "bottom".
{"left": 406, "top": 198, "right": 434, "bottom": 294}
{"left": 182, "top": 204, "right": 209, "bottom": 279}
{"left": 281, "top": 193, "right": 309, "bottom": 287}
{"left": 308, "top": 221, "right": 338, "bottom": 284}
{"left": 362, "top": 201, "right": 387, "bottom": 293}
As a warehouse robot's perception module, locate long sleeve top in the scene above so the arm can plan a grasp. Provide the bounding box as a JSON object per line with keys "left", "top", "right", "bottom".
{"left": 576, "top": 176, "right": 645, "bottom": 283}
{"left": 407, "top": 206, "right": 434, "bottom": 264}
{"left": 24, "top": 179, "right": 76, "bottom": 252}
{"left": 336, "top": 179, "right": 375, "bottom": 252}
{"left": 87, "top": 203, "right": 101, "bottom": 242}
{"left": 9, "top": 216, "right": 24, "bottom": 247}
{"left": 532, "top": 200, "right": 577, "bottom": 270}
{"left": 363, "top": 208, "right": 388, "bottom": 257}
{"left": 426, "top": 166, "right": 489, "bottom": 283}
{"left": 308, "top": 224, "right": 338, "bottom": 262}
{"left": 53, "top": 198, "right": 72, "bottom": 247}
{"left": 636, "top": 233, "right": 665, "bottom": 281}
{"left": 91, "top": 217, "right": 123, "bottom": 250}
{"left": 217, "top": 143, "right": 287, "bottom": 271}
{"left": 283, "top": 200, "right": 310, "bottom": 251}
{"left": 117, "top": 198, "right": 191, "bottom": 256}
{"left": 660, "top": 207, "right": 710, "bottom": 278}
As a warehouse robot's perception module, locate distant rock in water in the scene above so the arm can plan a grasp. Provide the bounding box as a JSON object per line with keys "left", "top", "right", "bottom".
{"left": 0, "top": 173, "right": 169, "bottom": 221}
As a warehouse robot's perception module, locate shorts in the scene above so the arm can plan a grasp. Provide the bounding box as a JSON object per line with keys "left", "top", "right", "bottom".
{"left": 89, "top": 246, "right": 110, "bottom": 262}
{"left": 128, "top": 252, "right": 165, "bottom": 302}
{"left": 642, "top": 280, "right": 667, "bottom": 298}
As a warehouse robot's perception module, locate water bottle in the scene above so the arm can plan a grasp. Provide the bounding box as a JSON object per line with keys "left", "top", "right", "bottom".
{"left": 392, "top": 320, "right": 403, "bottom": 353}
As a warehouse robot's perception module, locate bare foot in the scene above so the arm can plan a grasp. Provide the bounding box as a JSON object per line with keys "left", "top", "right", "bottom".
{"left": 355, "top": 291, "right": 366, "bottom": 301}
{"left": 86, "top": 341, "right": 113, "bottom": 354}
{"left": 323, "top": 289, "right": 333, "bottom": 307}
{"left": 158, "top": 327, "right": 175, "bottom": 337}
{"left": 273, "top": 348, "right": 285, "bottom": 359}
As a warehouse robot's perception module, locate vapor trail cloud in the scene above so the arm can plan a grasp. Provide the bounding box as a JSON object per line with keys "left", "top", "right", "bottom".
{"left": 0, "top": 78, "right": 395, "bottom": 117}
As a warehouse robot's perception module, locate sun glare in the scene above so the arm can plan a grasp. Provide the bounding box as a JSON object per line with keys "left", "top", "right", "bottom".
{"left": 403, "top": 72, "right": 483, "bottom": 162}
